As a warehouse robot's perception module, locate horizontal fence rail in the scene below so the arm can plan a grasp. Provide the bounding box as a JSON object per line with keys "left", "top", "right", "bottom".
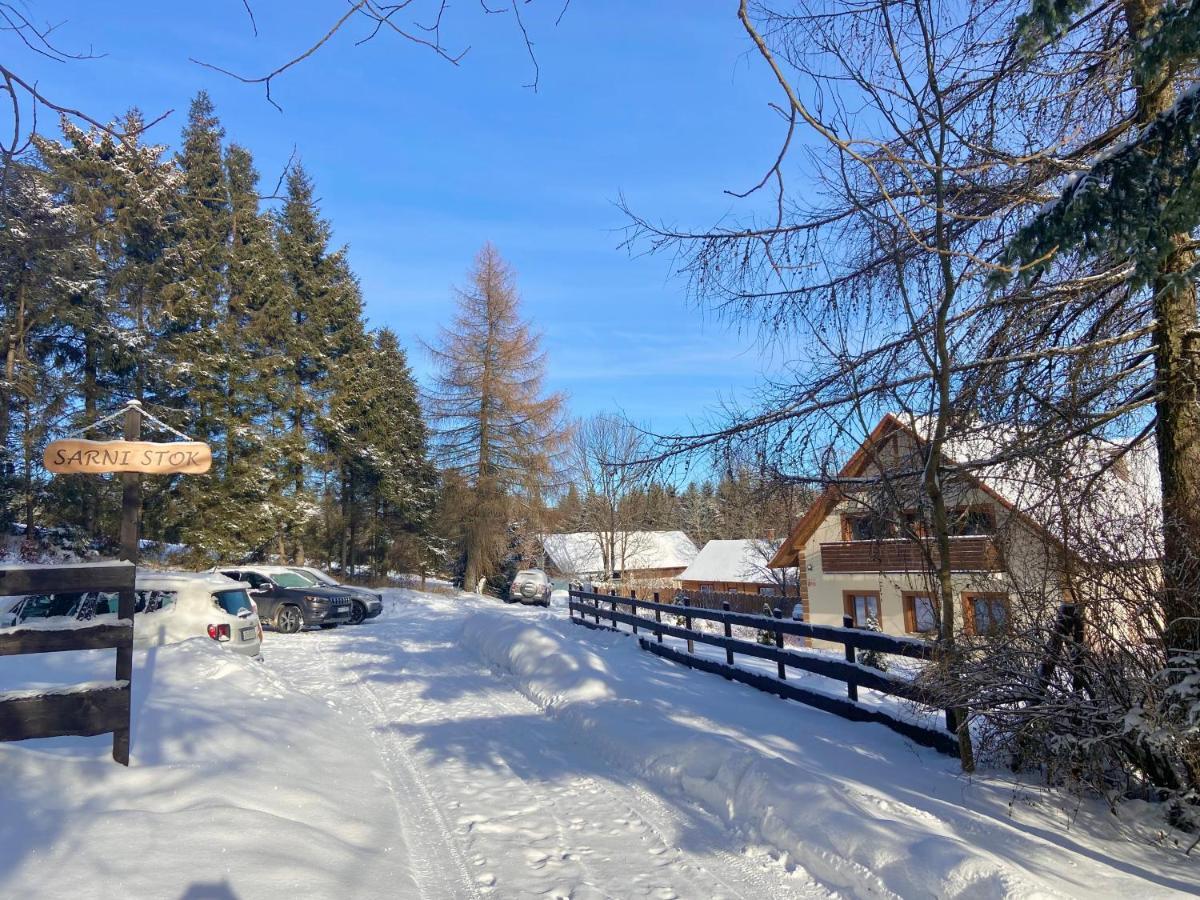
{"left": 567, "top": 588, "right": 958, "bottom": 758}
{"left": 0, "top": 561, "right": 135, "bottom": 764}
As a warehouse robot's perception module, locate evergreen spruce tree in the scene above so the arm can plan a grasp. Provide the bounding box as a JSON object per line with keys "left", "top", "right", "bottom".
{"left": 275, "top": 164, "right": 365, "bottom": 563}
{"left": 34, "top": 114, "right": 182, "bottom": 545}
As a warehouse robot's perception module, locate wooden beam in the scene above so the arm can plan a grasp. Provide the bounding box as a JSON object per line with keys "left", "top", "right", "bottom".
{"left": 0, "top": 683, "right": 130, "bottom": 742}
{"left": 0, "top": 562, "right": 134, "bottom": 598}
{"left": 0, "top": 622, "right": 133, "bottom": 657}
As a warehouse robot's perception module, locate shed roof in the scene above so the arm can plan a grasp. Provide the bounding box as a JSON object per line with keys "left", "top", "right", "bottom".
{"left": 542, "top": 531, "right": 698, "bottom": 576}
{"left": 677, "top": 539, "right": 783, "bottom": 584}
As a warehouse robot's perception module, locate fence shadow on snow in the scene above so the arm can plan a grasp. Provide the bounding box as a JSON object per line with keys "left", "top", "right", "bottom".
{"left": 567, "top": 588, "right": 961, "bottom": 758}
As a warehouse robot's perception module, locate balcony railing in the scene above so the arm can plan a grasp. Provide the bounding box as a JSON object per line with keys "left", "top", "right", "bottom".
{"left": 819, "top": 535, "right": 1001, "bottom": 574}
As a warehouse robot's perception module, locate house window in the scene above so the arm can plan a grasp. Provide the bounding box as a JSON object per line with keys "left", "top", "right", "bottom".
{"left": 699, "top": 584, "right": 714, "bottom": 593}
{"left": 843, "top": 590, "right": 882, "bottom": 627}
{"left": 902, "top": 592, "right": 938, "bottom": 634}
{"left": 842, "top": 513, "right": 893, "bottom": 542}
{"left": 964, "top": 592, "right": 1010, "bottom": 636}
{"left": 758, "top": 586, "right": 780, "bottom": 596}
{"left": 949, "top": 505, "right": 996, "bottom": 536}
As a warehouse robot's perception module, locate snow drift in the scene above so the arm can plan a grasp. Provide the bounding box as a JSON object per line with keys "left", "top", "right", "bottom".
{"left": 460, "top": 606, "right": 1197, "bottom": 899}
{"left": 0, "top": 639, "right": 415, "bottom": 899}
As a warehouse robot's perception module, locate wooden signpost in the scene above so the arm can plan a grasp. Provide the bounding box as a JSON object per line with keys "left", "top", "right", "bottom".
{"left": 43, "top": 439, "right": 211, "bottom": 475}
{"left": 0, "top": 400, "right": 211, "bottom": 766}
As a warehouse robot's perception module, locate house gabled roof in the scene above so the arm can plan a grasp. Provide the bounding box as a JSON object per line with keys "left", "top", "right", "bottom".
{"left": 768, "top": 414, "right": 1161, "bottom": 568}
{"left": 542, "top": 531, "right": 698, "bottom": 576}
{"left": 678, "top": 539, "right": 788, "bottom": 584}
{"left": 769, "top": 415, "right": 905, "bottom": 568}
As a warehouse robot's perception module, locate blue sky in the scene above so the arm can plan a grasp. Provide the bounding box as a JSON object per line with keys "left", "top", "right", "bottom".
{"left": 17, "top": 2, "right": 795, "bottom": 434}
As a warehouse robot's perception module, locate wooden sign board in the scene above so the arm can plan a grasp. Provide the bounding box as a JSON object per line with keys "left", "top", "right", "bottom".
{"left": 43, "top": 439, "right": 211, "bottom": 475}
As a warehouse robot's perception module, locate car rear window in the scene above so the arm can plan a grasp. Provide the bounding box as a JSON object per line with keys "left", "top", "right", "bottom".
{"left": 134, "top": 590, "right": 177, "bottom": 614}
{"left": 212, "top": 589, "right": 254, "bottom": 616}
{"left": 515, "top": 571, "right": 547, "bottom": 583}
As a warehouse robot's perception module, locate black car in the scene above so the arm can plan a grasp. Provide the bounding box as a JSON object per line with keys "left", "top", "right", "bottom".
{"left": 217, "top": 566, "right": 354, "bottom": 634}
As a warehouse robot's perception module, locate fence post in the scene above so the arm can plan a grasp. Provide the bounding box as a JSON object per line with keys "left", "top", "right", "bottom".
{"left": 684, "top": 599, "right": 694, "bottom": 654}
{"left": 630, "top": 589, "right": 638, "bottom": 635}
{"left": 593, "top": 590, "right": 600, "bottom": 625}
{"left": 609, "top": 589, "right": 618, "bottom": 630}
{"left": 653, "top": 591, "right": 663, "bottom": 643}
{"left": 842, "top": 614, "right": 858, "bottom": 702}
{"left": 568, "top": 588, "right": 574, "bottom": 620}
{"left": 722, "top": 601, "right": 734, "bottom": 673}
{"left": 774, "top": 607, "right": 786, "bottom": 680}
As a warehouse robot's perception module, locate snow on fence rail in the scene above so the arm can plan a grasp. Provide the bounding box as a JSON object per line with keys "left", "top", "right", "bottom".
{"left": 567, "top": 587, "right": 961, "bottom": 758}
{"left": 0, "top": 561, "right": 135, "bottom": 764}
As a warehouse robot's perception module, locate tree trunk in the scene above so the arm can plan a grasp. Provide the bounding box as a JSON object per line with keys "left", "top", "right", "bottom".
{"left": 1123, "top": 0, "right": 1200, "bottom": 655}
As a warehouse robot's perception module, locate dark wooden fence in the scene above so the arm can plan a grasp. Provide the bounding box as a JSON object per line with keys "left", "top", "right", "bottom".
{"left": 567, "top": 587, "right": 959, "bottom": 757}
{"left": 0, "top": 562, "right": 136, "bottom": 764}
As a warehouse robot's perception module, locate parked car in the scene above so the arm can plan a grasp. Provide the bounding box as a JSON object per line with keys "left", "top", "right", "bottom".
{"left": 288, "top": 566, "right": 383, "bottom": 625}
{"left": 134, "top": 571, "right": 263, "bottom": 658}
{"left": 508, "top": 569, "right": 552, "bottom": 606}
{"left": 214, "top": 565, "right": 353, "bottom": 634}
{"left": 0, "top": 571, "right": 264, "bottom": 658}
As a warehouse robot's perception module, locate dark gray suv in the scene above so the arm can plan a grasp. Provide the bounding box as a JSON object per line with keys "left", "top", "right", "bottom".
{"left": 288, "top": 566, "right": 383, "bottom": 625}
{"left": 217, "top": 566, "right": 353, "bottom": 634}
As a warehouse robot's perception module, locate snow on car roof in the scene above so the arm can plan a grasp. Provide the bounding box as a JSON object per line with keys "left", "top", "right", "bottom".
{"left": 137, "top": 571, "right": 242, "bottom": 588}
{"left": 217, "top": 565, "right": 306, "bottom": 576}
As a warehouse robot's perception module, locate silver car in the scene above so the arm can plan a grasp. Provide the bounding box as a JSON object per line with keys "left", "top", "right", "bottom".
{"left": 508, "top": 569, "right": 551, "bottom": 606}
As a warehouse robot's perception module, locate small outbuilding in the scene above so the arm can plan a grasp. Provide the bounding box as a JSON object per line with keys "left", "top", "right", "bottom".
{"left": 541, "top": 530, "right": 698, "bottom": 582}
{"left": 677, "top": 539, "right": 800, "bottom": 597}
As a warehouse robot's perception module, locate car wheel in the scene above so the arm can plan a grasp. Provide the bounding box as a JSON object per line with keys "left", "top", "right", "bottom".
{"left": 348, "top": 602, "right": 366, "bottom": 625}
{"left": 276, "top": 605, "right": 303, "bottom": 634}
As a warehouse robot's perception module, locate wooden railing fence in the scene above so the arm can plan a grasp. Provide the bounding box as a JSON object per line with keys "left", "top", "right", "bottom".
{"left": 568, "top": 587, "right": 959, "bottom": 757}
{"left": 0, "top": 562, "right": 136, "bottom": 764}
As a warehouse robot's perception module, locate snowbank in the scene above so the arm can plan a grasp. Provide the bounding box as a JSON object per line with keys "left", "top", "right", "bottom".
{"left": 0, "top": 639, "right": 416, "bottom": 899}
{"left": 460, "top": 607, "right": 1197, "bottom": 899}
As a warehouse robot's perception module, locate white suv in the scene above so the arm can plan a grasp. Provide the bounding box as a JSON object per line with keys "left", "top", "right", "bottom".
{"left": 135, "top": 571, "right": 263, "bottom": 658}
{"left": 1, "top": 571, "right": 264, "bottom": 659}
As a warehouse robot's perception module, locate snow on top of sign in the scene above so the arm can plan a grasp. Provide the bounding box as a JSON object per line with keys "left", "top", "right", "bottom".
{"left": 677, "top": 539, "right": 787, "bottom": 583}
{"left": 0, "top": 559, "right": 133, "bottom": 571}
{"left": 542, "top": 531, "right": 698, "bottom": 575}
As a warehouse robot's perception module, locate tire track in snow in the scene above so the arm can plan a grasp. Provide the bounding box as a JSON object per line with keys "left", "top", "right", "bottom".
{"left": 311, "top": 631, "right": 484, "bottom": 900}
{"left": 463, "top": 628, "right": 827, "bottom": 900}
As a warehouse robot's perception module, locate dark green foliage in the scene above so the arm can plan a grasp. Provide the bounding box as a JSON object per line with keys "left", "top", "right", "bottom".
{"left": 1004, "top": 0, "right": 1200, "bottom": 284}
{"left": 856, "top": 615, "right": 889, "bottom": 672}
{"left": 1001, "top": 88, "right": 1200, "bottom": 288}
{"left": 1, "top": 93, "right": 436, "bottom": 572}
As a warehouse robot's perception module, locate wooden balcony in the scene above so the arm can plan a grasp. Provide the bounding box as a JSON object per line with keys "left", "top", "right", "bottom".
{"left": 819, "top": 535, "right": 1001, "bottom": 574}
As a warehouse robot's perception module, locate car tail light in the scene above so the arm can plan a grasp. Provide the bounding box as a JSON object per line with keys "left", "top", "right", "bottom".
{"left": 207, "top": 623, "right": 231, "bottom": 642}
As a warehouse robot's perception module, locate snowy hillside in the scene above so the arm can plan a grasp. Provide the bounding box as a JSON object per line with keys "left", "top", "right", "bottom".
{"left": 1, "top": 588, "right": 1193, "bottom": 898}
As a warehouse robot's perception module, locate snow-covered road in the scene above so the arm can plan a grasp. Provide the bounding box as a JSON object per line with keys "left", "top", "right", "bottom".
{"left": 3, "top": 587, "right": 1195, "bottom": 899}
{"left": 266, "top": 591, "right": 821, "bottom": 899}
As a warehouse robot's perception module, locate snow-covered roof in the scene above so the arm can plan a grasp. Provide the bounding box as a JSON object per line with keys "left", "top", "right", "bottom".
{"left": 677, "top": 540, "right": 784, "bottom": 584}
{"left": 920, "top": 417, "right": 1163, "bottom": 560}
{"left": 542, "top": 531, "right": 698, "bottom": 576}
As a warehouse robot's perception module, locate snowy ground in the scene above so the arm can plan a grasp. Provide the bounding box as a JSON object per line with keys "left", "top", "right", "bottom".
{"left": 1, "top": 588, "right": 1195, "bottom": 899}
